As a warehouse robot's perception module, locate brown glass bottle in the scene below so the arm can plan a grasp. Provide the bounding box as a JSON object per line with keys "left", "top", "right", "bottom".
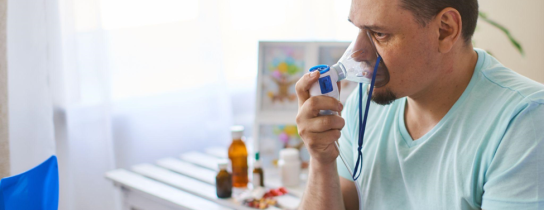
{"left": 228, "top": 126, "right": 248, "bottom": 188}
{"left": 252, "top": 152, "right": 264, "bottom": 187}
{"left": 216, "top": 162, "right": 232, "bottom": 198}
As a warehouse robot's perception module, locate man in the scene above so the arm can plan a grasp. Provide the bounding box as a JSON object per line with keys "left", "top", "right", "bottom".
{"left": 295, "top": 0, "right": 544, "bottom": 209}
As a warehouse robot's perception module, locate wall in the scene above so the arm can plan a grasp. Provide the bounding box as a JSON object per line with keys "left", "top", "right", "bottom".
{"left": 475, "top": 0, "right": 544, "bottom": 83}
{"left": 7, "top": 0, "right": 58, "bottom": 174}
{"left": 0, "top": 0, "right": 8, "bottom": 178}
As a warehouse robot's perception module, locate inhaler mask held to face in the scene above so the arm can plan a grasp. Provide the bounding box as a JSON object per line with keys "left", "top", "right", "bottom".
{"left": 309, "top": 30, "right": 390, "bottom": 115}
{"left": 309, "top": 30, "right": 390, "bottom": 210}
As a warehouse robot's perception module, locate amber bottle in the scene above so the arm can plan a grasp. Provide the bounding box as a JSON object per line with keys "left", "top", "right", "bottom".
{"left": 216, "top": 161, "right": 232, "bottom": 198}
{"left": 252, "top": 152, "right": 264, "bottom": 188}
{"left": 228, "top": 126, "right": 248, "bottom": 188}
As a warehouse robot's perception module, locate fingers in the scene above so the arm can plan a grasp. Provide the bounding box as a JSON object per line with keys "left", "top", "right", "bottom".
{"left": 295, "top": 71, "right": 320, "bottom": 107}
{"left": 297, "top": 114, "right": 345, "bottom": 139}
{"left": 303, "top": 129, "right": 342, "bottom": 150}
{"left": 305, "top": 115, "right": 345, "bottom": 133}
{"left": 298, "top": 95, "right": 343, "bottom": 118}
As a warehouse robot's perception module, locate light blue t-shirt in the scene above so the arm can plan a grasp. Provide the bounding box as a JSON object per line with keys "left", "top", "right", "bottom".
{"left": 336, "top": 48, "right": 544, "bottom": 210}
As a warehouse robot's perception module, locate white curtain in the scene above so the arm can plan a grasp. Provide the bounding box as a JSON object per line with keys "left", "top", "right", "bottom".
{"left": 6, "top": 0, "right": 58, "bottom": 175}
{"left": 54, "top": 0, "right": 121, "bottom": 209}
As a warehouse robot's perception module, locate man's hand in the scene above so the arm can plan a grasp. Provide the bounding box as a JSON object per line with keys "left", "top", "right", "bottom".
{"left": 295, "top": 71, "right": 345, "bottom": 166}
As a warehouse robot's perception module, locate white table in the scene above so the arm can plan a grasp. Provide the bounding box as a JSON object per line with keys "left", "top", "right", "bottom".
{"left": 106, "top": 148, "right": 304, "bottom": 210}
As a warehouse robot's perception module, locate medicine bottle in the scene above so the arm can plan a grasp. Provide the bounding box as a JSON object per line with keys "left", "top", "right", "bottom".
{"left": 278, "top": 148, "right": 300, "bottom": 187}
{"left": 252, "top": 152, "right": 264, "bottom": 188}
{"left": 228, "top": 125, "right": 248, "bottom": 188}
{"left": 216, "top": 161, "right": 232, "bottom": 198}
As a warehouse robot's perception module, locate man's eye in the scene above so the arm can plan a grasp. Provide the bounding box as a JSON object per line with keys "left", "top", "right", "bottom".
{"left": 374, "top": 32, "right": 386, "bottom": 38}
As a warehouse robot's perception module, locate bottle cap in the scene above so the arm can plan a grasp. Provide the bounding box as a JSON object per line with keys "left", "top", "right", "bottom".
{"left": 253, "top": 152, "right": 261, "bottom": 168}
{"left": 279, "top": 148, "right": 299, "bottom": 161}
{"left": 217, "top": 160, "right": 228, "bottom": 170}
{"left": 231, "top": 125, "right": 244, "bottom": 140}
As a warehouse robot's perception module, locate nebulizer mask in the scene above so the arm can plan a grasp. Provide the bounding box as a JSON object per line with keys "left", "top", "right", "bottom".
{"left": 309, "top": 30, "right": 390, "bottom": 210}
{"left": 309, "top": 29, "right": 390, "bottom": 114}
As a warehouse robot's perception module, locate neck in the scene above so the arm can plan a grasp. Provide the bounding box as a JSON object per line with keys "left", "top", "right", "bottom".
{"left": 404, "top": 47, "right": 478, "bottom": 140}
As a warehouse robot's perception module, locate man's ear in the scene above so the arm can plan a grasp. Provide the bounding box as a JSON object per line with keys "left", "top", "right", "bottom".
{"left": 436, "top": 8, "right": 462, "bottom": 53}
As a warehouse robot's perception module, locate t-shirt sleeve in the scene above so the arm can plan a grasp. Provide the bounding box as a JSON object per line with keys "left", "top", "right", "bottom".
{"left": 481, "top": 102, "right": 544, "bottom": 210}
{"left": 336, "top": 86, "right": 360, "bottom": 180}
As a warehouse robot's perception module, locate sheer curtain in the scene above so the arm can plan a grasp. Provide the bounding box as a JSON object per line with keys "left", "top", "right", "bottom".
{"left": 55, "top": 0, "right": 120, "bottom": 209}
{"left": 6, "top": 0, "right": 59, "bottom": 176}
{"left": 55, "top": 0, "right": 355, "bottom": 209}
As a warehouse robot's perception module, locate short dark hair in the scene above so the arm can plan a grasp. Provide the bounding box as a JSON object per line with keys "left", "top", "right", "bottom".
{"left": 400, "top": 0, "right": 479, "bottom": 44}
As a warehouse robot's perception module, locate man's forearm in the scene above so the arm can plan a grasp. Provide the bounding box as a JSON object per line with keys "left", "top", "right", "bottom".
{"left": 299, "top": 159, "right": 345, "bottom": 210}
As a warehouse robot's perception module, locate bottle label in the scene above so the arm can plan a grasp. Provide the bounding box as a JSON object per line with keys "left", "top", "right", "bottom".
{"left": 252, "top": 173, "right": 261, "bottom": 188}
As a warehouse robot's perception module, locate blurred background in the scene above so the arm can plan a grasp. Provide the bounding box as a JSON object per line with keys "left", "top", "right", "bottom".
{"left": 0, "top": 0, "right": 542, "bottom": 209}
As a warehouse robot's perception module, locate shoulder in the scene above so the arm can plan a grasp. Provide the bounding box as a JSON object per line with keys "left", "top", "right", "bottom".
{"left": 472, "top": 49, "right": 544, "bottom": 155}
{"left": 475, "top": 48, "right": 544, "bottom": 105}
{"left": 466, "top": 49, "right": 544, "bottom": 130}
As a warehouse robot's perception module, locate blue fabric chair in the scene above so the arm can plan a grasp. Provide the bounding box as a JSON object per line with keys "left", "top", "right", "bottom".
{"left": 0, "top": 155, "right": 59, "bottom": 210}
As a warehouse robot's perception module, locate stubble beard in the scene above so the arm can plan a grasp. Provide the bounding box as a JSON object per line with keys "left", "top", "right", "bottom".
{"left": 371, "top": 87, "right": 397, "bottom": 105}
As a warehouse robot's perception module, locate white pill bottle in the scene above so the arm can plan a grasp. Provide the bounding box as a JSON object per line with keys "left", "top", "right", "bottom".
{"left": 278, "top": 148, "right": 301, "bottom": 187}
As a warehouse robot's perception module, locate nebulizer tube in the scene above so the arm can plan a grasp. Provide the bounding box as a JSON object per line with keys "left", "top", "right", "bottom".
{"left": 308, "top": 30, "right": 390, "bottom": 210}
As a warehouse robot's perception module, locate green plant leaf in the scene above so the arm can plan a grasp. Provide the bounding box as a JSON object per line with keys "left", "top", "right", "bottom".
{"left": 478, "top": 12, "right": 524, "bottom": 56}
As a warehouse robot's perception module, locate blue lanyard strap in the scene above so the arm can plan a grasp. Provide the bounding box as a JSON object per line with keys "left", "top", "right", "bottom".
{"left": 352, "top": 56, "right": 382, "bottom": 181}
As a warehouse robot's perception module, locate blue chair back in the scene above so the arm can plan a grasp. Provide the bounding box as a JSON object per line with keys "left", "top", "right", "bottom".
{"left": 0, "top": 155, "right": 59, "bottom": 210}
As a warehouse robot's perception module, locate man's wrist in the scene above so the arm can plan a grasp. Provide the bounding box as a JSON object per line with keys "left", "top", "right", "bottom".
{"left": 309, "top": 158, "right": 338, "bottom": 173}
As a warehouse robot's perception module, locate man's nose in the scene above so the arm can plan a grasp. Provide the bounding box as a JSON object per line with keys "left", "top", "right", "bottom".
{"left": 351, "top": 31, "right": 377, "bottom": 63}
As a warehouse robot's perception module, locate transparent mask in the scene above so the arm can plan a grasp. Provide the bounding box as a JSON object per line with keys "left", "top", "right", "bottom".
{"left": 331, "top": 30, "right": 390, "bottom": 87}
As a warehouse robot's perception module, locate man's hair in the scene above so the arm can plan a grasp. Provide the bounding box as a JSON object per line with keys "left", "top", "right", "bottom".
{"left": 400, "top": 0, "right": 479, "bottom": 44}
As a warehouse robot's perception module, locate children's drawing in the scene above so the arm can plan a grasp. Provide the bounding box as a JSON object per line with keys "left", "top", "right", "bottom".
{"left": 261, "top": 46, "right": 305, "bottom": 111}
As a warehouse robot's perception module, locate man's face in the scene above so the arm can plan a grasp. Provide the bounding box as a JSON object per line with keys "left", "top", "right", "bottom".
{"left": 349, "top": 0, "right": 443, "bottom": 104}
